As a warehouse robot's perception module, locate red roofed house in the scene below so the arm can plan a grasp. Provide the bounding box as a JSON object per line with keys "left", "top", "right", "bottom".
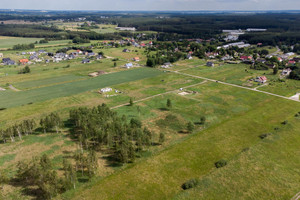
{"left": 133, "top": 57, "right": 140, "bottom": 61}
{"left": 240, "top": 56, "right": 252, "bottom": 61}
{"left": 288, "top": 60, "right": 296, "bottom": 65}
{"left": 19, "top": 59, "right": 29, "bottom": 64}
{"left": 255, "top": 76, "right": 267, "bottom": 84}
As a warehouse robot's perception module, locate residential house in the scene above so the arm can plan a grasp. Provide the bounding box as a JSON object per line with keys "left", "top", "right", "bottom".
{"left": 187, "top": 54, "right": 193, "bottom": 60}
{"left": 206, "top": 62, "right": 214, "bottom": 67}
{"left": 82, "top": 59, "right": 90, "bottom": 64}
{"left": 133, "top": 57, "right": 140, "bottom": 62}
{"left": 255, "top": 76, "right": 267, "bottom": 84}
{"left": 281, "top": 68, "right": 292, "bottom": 76}
{"left": 2, "top": 58, "right": 15, "bottom": 65}
{"left": 288, "top": 60, "right": 296, "bottom": 65}
{"left": 87, "top": 52, "right": 95, "bottom": 57}
{"left": 96, "top": 55, "right": 103, "bottom": 60}
{"left": 240, "top": 56, "right": 252, "bottom": 61}
{"left": 0, "top": 53, "right": 3, "bottom": 58}
{"left": 100, "top": 87, "right": 112, "bottom": 93}
{"left": 124, "top": 63, "right": 133, "bottom": 68}
{"left": 123, "top": 49, "right": 130, "bottom": 52}
{"left": 19, "top": 59, "right": 29, "bottom": 65}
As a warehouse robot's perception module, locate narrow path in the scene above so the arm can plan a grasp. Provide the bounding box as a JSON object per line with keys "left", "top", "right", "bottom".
{"left": 111, "top": 80, "right": 207, "bottom": 110}
{"left": 9, "top": 85, "right": 21, "bottom": 92}
{"left": 291, "top": 191, "right": 300, "bottom": 200}
{"left": 290, "top": 93, "right": 300, "bottom": 101}
{"left": 170, "top": 71, "right": 299, "bottom": 103}
{"left": 253, "top": 83, "right": 268, "bottom": 91}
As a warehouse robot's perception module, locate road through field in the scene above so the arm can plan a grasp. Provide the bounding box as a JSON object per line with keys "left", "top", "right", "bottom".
{"left": 171, "top": 70, "right": 300, "bottom": 103}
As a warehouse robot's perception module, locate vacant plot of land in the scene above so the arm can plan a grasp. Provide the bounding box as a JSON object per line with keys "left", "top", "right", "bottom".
{"left": 69, "top": 82, "right": 300, "bottom": 200}
{"left": 0, "top": 68, "right": 162, "bottom": 108}
{"left": 14, "top": 74, "right": 85, "bottom": 90}
{"left": 35, "top": 40, "right": 72, "bottom": 47}
{"left": 0, "top": 36, "right": 42, "bottom": 49}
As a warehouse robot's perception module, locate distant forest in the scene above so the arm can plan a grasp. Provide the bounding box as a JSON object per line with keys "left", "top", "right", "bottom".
{"left": 0, "top": 11, "right": 300, "bottom": 44}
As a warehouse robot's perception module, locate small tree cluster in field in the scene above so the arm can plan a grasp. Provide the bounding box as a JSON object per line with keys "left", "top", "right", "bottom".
{"left": 18, "top": 66, "right": 30, "bottom": 74}
{"left": 186, "top": 121, "right": 194, "bottom": 133}
{"left": 215, "top": 159, "right": 227, "bottom": 168}
{"left": 40, "top": 112, "right": 63, "bottom": 133}
{"left": 69, "top": 104, "right": 159, "bottom": 164}
{"left": 281, "top": 120, "right": 288, "bottom": 125}
{"left": 166, "top": 99, "right": 172, "bottom": 110}
{"left": 181, "top": 178, "right": 200, "bottom": 190}
{"left": 295, "top": 112, "right": 300, "bottom": 117}
{"left": 200, "top": 116, "right": 206, "bottom": 125}
{"left": 0, "top": 119, "right": 36, "bottom": 143}
{"left": 259, "top": 133, "right": 272, "bottom": 139}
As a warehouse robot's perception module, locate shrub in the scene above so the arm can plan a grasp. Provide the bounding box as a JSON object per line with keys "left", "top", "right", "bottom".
{"left": 281, "top": 120, "right": 288, "bottom": 125}
{"left": 181, "top": 178, "right": 200, "bottom": 190}
{"left": 259, "top": 133, "right": 271, "bottom": 139}
{"left": 215, "top": 159, "right": 227, "bottom": 168}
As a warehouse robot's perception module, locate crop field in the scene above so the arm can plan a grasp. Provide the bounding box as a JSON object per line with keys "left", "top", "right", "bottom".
{"left": 0, "top": 36, "right": 42, "bottom": 49}
{"left": 69, "top": 82, "right": 300, "bottom": 200}
{"left": 0, "top": 68, "right": 162, "bottom": 109}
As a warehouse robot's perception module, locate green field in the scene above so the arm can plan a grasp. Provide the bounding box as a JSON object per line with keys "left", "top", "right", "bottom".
{"left": 0, "top": 36, "right": 42, "bottom": 49}
{"left": 0, "top": 68, "right": 162, "bottom": 108}
{"left": 69, "top": 82, "right": 300, "bottom": 200}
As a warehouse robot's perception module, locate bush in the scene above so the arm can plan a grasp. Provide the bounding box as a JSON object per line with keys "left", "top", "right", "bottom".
{"left": 281, "top": 120, "right": 288, "bottom": 125}
{"left": 215, "top": 159, "right": 227, "bottom": 168}
{"left": 181, "top": 178, "right": 200, "bottom": 190}
{"left": 259, "top": 133, "right": 271, "bottom": 139}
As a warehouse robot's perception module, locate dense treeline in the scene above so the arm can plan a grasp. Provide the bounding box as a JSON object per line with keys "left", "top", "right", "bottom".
{"left": 12, "top": 43, "right": 35, "bottom": 50}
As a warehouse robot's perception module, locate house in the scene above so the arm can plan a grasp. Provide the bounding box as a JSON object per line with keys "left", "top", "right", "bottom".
{"left": 100, "top": 87, "right": 112, "bottom": 93}
{"left": 256, "top": 58, "right": 266, "bottom": 63}
{"left": 38, "top": 50, "right": 47, "bottom": 54}
{"left": 96, "top": 55, "right": 103, "bottom": 60}
{"left": 82, "top": 59, "right": 90, "bottom": 64}
{"left": 288, "top": 60, "right": 296, "bottom": 65}
{"left": 240, "top": 56, "right": 252, "bottom": 61}
{"left": 187, "top": 54, "right": 193, "bottom": 60}
{"left": 0, "top": 53, "right": 3, "bottom": 58}
{"left": 2, "top": 58, "right": 11, "bottom": 63}
{"left": 221, "top": 55, "right": 233, "bottom": 61}
{"left": 87, "top": 52, "right": 95, "bottom": 57}
{"left": 77, "top": 50, "right": 83, "bottom": 54}
{"left": 281, "top": 68, "right": 292, "bottom": 76}
{"left": 68, "top": 54, "right": 76, "bottom": 60}
{"left": 206, "top": 62, "right": 214, "bottom": 67}
{"left": 125, "top": 63, "right": 133, "bottom": 68}
{"left": 133, "top": 57, "right": 140, "bottom": 62}
{"left": 255, "top": 76, "right": 267, "bottom": 84}
{"left": 45, "top": 59, "right": 50, "bottom": 63}
{"left": 123, "top": 49, "right": 130, "bottom": 53}
{"left": 277, "top": 57, "right": 283, "bottom": 62}
{"left": 5, "top": 60, "right": 15, "bottom": 65}
{"left": 19, "top": 59, "right": 29, "bottom": 64}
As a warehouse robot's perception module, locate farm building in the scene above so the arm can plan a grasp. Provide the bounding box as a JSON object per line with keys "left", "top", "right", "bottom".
{"left": 0, "top": 53, "right": 3, "bottom": 58}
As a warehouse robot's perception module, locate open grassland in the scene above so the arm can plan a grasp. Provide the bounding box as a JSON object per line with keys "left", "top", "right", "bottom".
{"left": 174, "top": 118, "right": 300, "bottom": 200}
{"left": 0, "top": 36, "right": 42, "bottom": 49}
{"left": 258, "top": 78, "right": 300, "bottom": 97}
{"left": 0, "top": 68, "right": 162, "bottom": 109}
{"left": 66, "top": 82, "right": 300, "bottom": 200}
{"left": 35, "top": 40, "right": 72, "bottom": 47}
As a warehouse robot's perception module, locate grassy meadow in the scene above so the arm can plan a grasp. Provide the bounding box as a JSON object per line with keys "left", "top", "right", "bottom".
{"left": 0, "top": 36, "right": 42, "bottom": 49}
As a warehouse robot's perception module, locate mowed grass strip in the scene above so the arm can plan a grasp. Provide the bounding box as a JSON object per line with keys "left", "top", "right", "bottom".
{"left": 69, "top": 86, "right": 300, "bottom": 200}
{"left": 0, "top": 68, "right": 162, "bottom": 108}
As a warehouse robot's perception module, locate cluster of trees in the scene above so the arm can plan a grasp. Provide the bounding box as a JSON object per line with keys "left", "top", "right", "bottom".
{"left": 289, "top": 65, "right": 300, "bottom": 80}
{"left": 0, "top": 119, "right": 36, "bottom": 143}
{"left": 72, "top": 36, "right": 90, "bottom": 44}
{"left": 40, "top": 112, "right": 63, "bottom": 133}
{"left": 18, "top": 66, "right": 31, "bottom": 74}
{"left": 12, "top": 43, "right": 35, "bottom": 50}
{"left": 69, "top": 104, "right": 158, "bottom": 163}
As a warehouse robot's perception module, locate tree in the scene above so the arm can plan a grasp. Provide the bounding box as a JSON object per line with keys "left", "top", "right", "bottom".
{"left": 166, "top": 99, "right": 172, "bottom": 109}
{"left": 273, "top": 66, "right": 278, "bottom": 75}
{"left": 129, "top": 98, "right": 134, "bottom": 106}
{"left": 187, "top": 121, "right": 194, "bottom": 133}
{"left": 200, "top": 116, "right": 206, "bottom": 125}
{"left": 114, "top": 62, "right": 117, "bottom": 67}
{"left": 146, "top": 57, "right": 155, "bottom": 67}
{"left": 159, "top": 132, "right": 165, "bottom": 144}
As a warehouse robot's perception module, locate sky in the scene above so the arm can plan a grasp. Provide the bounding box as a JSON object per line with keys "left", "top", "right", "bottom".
{"left": 1, "top": 0, "right": 300, "bottom": 11}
